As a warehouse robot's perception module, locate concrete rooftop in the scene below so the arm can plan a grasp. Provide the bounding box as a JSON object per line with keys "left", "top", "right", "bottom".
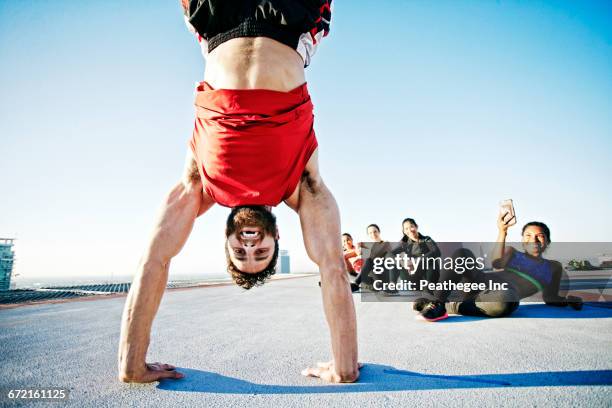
{"left": 1, "top": 275, "right": 611, "bottom": 407}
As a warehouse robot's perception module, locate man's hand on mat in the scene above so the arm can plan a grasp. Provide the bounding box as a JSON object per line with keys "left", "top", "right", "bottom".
{"left": 301, "top": 361, "right": 363, "bottom": 383}
{"left": 119, "top": 362, "right": 184, "bottom": 383}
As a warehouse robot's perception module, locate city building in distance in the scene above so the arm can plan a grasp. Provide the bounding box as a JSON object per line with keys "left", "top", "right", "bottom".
{"left": 0, "top": 238, "right": 16, "bottom": 291}
{"left": 280, "top": 250, "right": 290, "bottom": 274}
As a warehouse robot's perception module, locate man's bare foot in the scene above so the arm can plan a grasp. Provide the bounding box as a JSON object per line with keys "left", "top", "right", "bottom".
{"left": 119, "top": 362, "right": 184, "bottom": 383}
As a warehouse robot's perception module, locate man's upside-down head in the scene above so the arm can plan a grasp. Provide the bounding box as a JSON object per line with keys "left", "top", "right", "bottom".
{"left": 225, "top": 206, "right": 279, "bottom": 289}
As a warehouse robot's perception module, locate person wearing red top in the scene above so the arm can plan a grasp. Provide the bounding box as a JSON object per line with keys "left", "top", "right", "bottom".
{"left": 342, "top": 233, "right": 363, "bottom": 276}
{"left": 118, "top": 1, "right": 359, "bottom": 385}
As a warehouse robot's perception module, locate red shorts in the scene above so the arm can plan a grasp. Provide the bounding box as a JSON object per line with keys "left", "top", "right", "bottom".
{"left": 190, "top": 81, "right": 318, "bottom": 207}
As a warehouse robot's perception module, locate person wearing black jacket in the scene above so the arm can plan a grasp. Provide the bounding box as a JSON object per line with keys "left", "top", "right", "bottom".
{"left": 398, "top": 218, "right": 441, "bottom": 285}
{"left": 351, "top": 224, "right": 391, "bottom": 292}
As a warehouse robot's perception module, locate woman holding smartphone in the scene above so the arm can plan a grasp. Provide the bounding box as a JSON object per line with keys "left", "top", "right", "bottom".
{"left": 413, "top": 209, "right": 583, "bottom": 321}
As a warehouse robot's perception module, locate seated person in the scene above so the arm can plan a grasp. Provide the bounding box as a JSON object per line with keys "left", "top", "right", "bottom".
{"left": 395, "top": 217, "right": 441, "bottom": 286}
{"left": 414, "top": 211, "right": 583, "bottom": 321}
{"left": 342, "top": 233, "right": 363, "bottom": 277}
{"left": 352, "top": 224, "right": 391, "bottom": 292}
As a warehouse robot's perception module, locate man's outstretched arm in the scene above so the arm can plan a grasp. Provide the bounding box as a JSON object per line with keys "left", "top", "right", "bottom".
{"left": 118, "top": 154, "right": 214, "bottom": 382}
{"left": 288, "top": 151, "right": 359, "bottom": 383}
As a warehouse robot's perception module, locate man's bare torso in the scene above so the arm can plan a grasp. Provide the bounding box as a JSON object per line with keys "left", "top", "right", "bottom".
{"left": 204, "top": 37, "right": 306, "bottom": 92}
{"left": 195, "top": 37, "right": 316, "bottom": 210}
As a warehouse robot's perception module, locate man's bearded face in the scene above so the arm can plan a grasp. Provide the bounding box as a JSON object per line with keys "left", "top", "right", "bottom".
{"left": 225, "top": 206, "right": 278, "bottom": 273}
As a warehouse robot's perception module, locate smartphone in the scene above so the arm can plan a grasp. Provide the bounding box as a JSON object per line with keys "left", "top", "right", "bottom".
{"left": 499, "top": 199, "right": 517, "bottom": 226}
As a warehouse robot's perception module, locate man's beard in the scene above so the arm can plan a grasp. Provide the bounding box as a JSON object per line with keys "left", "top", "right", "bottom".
{"left": 225, "top": 206, "right": 277, "bottom": 238}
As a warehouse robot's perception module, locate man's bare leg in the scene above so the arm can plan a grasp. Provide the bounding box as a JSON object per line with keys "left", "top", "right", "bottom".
{"left": 118, "top": 152, "right": 214, "bottom": 382}
{"left": 287, "top": 152, "right": 359, "bottom": 383}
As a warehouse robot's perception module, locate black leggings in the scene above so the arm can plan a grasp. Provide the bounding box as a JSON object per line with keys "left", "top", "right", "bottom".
{"left": 355, "top": 258, "right": 440, "bottom": 288}
{"left": 434, "top": 250, "right": 519, "bottom": 318}
{"left": 354, "top": 258, "right": 376, "bottom": 286}
{"left": 448, "top": 291, "right": 519, "bottom": 317}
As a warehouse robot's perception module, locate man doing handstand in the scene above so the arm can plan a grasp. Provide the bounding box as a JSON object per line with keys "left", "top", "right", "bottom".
{"left": 118, "top": 0, "right": 359, "bottom": 384}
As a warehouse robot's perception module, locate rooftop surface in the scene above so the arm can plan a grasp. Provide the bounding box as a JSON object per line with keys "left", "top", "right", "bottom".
{"left": 1, "top": 275, "right": 611, "bottom": 407}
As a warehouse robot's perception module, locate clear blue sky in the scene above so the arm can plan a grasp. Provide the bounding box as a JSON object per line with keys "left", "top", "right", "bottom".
{"left": 1, "top": 1, "right": 611, "bottom": 280}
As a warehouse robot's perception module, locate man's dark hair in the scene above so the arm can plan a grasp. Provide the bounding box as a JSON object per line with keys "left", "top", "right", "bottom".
{"left": 522, "top": 221, "right": 551, "bottom": 243}
{"left": 225, "top": 240, "right": 279, "bottom": 290}
{"left": 367, "top": 224, "right": 380, "bottom": 232}
{"left": 342, "top": 233, "right": 353, "bottom": 240}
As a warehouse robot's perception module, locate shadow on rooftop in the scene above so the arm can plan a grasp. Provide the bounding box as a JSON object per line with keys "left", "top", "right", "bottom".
{"left": 157, "top": 364, "right": 612, "bottom": 394}
{"left": 435, "top": 303, "right": 612, "bottom": 323}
